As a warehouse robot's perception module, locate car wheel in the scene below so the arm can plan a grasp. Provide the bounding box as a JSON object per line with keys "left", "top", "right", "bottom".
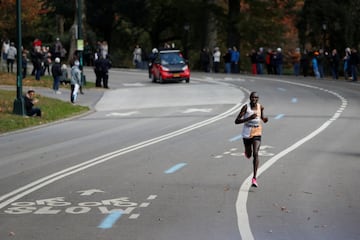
{"left": 159, "top": 75, "right": 164, "bottom": 84}
{"left": 185, "top": 78, "right": 190, "bottom": 83}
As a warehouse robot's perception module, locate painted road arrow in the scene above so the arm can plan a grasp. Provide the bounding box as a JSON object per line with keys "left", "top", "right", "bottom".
{"left": 77, "top": 189, "right": 105, "bottom": 196}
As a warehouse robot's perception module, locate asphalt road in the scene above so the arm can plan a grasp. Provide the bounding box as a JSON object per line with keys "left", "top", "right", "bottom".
{"left": 0, "top": 69, "right": 359, "bottom": 240}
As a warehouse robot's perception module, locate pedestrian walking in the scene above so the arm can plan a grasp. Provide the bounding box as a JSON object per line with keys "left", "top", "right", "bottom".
{"left": 70, "top": 60, "right": 81, "bottom": 103}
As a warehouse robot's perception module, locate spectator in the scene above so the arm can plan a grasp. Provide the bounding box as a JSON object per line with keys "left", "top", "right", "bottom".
{"left": 257, "top": 47, "right": 265, "bottom": 74}
{"left": 223, "top": 48, "right": 232, "bottom": 74}
{"left": 101, "top": 41, "right": 108, "bottom": 59}
{"left": 24, "top": 90, "right": 41, "bottom": 117}
{"left": 231, "top": 46, "right": 240, "bottom": 73}
{"left": 43, "top": 47, "right": 52, "bottom": 76}
{"left": 94, "top": 56, "right": 102, "bottom": 87}
{"left": 213, "top": 47, "right": 221, "bottom": 73}
{"left": 7, "top": 42, "right": 17, "bottom": 73}
{"left": 133, "top": 44, "right": 142, "bottom": 69}
{"left": 312, "top": 51, "right": 320, "bottom": 78}
{"left": 51, "top": 57, "right": 62, "bottom": 94}
{"left": 70, "top": 60, "right": 82, "bottom": 103}
{"left": 200, "top": 48, "right": 211, "bottom": 72}
{"left": 22, "top": 50, "right": 29, "bottom": 78}
{"left": 343, "top": 48, "right": 351, "bottom": 80}
{"left": 248, "top": 49, "right": 257, "bottom": 75}
{"left": 300, "top": 49, "right": 310, "bottom": 77}
{"left": 274, "top": 48, "right": 283, "bottom": 75}
{"left": 54, "top": 37, "right": 63, "bottom": 59}
{"left": 1, "top": 39, "right": 10, "bottom": 71}
{"left": 100, "top": 55, "right": 112, "bottom": 89}
{"left": 349, "top": 48, "right": 359, "bottom": 82}
{"left": 265, "top": 49, "right": 273, "bottom": 74}
{"left": 32, "top": 48, "right": 43, "bottom": 80}
{"left": 148, "top": 48, "right": 158, "bottom": 78}
{"left": 59, "top": 64, "right": 70, "bottom": 85}
{"left": 330, "top": 49, "right": 339, "bottom": 79}
{"left": 317, "top": 49, "right": 325, "bottom": 78}
{"left": 289, "top": 48, "right": 301, "bottom": 76}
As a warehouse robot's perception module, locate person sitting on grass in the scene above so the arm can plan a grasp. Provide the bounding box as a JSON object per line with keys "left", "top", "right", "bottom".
{"left": 24, "top": 89, "right": 42, "bottom": 117}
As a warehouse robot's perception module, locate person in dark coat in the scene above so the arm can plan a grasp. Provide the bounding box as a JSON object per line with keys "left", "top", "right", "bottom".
{"left": 24, "top": 90, "right": 41, "bottom": 117}
{"left": 100, "top": 55, "right": 112, "bottom": 88}
{"left": 51, "top": 57, "right": 62, "bottom": 94}
{"left": 94, "top": 55, "right": 112, "bottom": 88}
{"left": 330, "top": 49, "right": 340, "bottom": 79}
{"left": 94, "top": 54, "right": 103, "bottom": 87}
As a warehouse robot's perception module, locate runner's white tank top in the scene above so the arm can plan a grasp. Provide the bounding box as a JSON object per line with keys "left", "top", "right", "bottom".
{"left": 242, "top": 103, "right": 262, "bottom": 138}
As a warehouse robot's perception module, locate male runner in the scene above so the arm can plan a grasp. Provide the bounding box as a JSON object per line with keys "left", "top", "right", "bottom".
{"left": 235, "top": 92, "right": 268, "bottom": 187}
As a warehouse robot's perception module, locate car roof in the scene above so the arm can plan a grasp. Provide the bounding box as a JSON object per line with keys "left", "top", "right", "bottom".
{"left": 159, "top": 49, "right": 181, "bottom": 54}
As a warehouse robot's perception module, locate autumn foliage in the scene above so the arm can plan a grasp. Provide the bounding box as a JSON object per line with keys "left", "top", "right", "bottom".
{"left": 0, "top": 0, "right": 45, "bottom": 37}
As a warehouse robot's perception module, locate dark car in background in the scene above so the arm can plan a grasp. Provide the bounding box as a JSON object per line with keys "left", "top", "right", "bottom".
{"left": 151, "top": 49, "right": 190, "bottom": 83}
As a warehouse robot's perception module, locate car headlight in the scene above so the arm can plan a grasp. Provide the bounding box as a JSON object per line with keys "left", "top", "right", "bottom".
{"left": 182, "top": 65, "right": 188, "bottom": 71}
{"left": 161, "top": 66, "right": 170, "bottom": 71}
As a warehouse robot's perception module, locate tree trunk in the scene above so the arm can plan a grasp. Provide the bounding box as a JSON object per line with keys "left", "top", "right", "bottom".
{"left": 56, "top": 14, "right": 65, "bottom": 37}
{"left": 227, "top": 0, "right": 241, "bottom": 48}
{"left": 206, "top": 0, "right": 217, "bottom": 51}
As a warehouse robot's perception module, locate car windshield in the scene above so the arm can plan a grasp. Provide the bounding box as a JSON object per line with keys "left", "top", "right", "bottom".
{"left": 160, "top": 52, "right": 185, "bottom": 65}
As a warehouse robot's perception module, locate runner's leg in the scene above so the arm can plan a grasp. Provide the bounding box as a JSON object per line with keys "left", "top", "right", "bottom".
{"left": 252, "top": 139, "right": 261, "bottom": 178}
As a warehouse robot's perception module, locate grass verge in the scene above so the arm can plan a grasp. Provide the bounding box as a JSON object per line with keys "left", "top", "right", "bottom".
{"left": 0, "top": 73, "right": 90, "bottom": 134}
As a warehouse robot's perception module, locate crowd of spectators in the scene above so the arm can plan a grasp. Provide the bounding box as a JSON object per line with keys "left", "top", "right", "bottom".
{"left": 196, "top": 45, "right": 359, "bottom": 81}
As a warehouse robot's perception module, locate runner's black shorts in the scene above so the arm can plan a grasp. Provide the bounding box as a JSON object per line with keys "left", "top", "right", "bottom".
{"left": 243, "top": 136, "right": 261, "bottom": 145}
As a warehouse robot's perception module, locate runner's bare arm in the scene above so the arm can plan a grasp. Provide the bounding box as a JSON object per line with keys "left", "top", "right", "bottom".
{"left": 235, "top": 105, "right": 256, "bottom": 124}
{"left": 260, "top": 105, "right": 268, "bottom": 123}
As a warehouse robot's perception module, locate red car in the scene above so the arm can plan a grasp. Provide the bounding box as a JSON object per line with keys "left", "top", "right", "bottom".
{"left": 151, "top": 49, "right": 190, "bottom": 83}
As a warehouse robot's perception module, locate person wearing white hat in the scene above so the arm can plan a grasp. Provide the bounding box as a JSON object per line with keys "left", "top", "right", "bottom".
{"left": 274, "top": 47, "right": 283, "bottom": 75}
{"left": 51, "top": 57, "right": 62, "bottom": 94}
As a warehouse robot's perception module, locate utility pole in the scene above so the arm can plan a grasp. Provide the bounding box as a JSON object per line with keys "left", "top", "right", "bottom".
{"left": 77, "top": 0, "right": 83, "bottom": 65}
{"left": 13, "top": 0, "right": 25, "bottom": 115}
{"left": 77, "top": 0, "right": 85, "bottom": 88}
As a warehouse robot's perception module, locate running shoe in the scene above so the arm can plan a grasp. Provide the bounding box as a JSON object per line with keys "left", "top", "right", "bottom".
{"left": 251, "top": 178, "right": 258, "bottom": 187}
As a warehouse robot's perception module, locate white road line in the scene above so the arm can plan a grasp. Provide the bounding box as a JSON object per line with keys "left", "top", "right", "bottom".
{"left": 236, "top": 78, "right": 347, "bottom": 240}
{"left": 0, "top": 101, "right": 243, "bottom": 210}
